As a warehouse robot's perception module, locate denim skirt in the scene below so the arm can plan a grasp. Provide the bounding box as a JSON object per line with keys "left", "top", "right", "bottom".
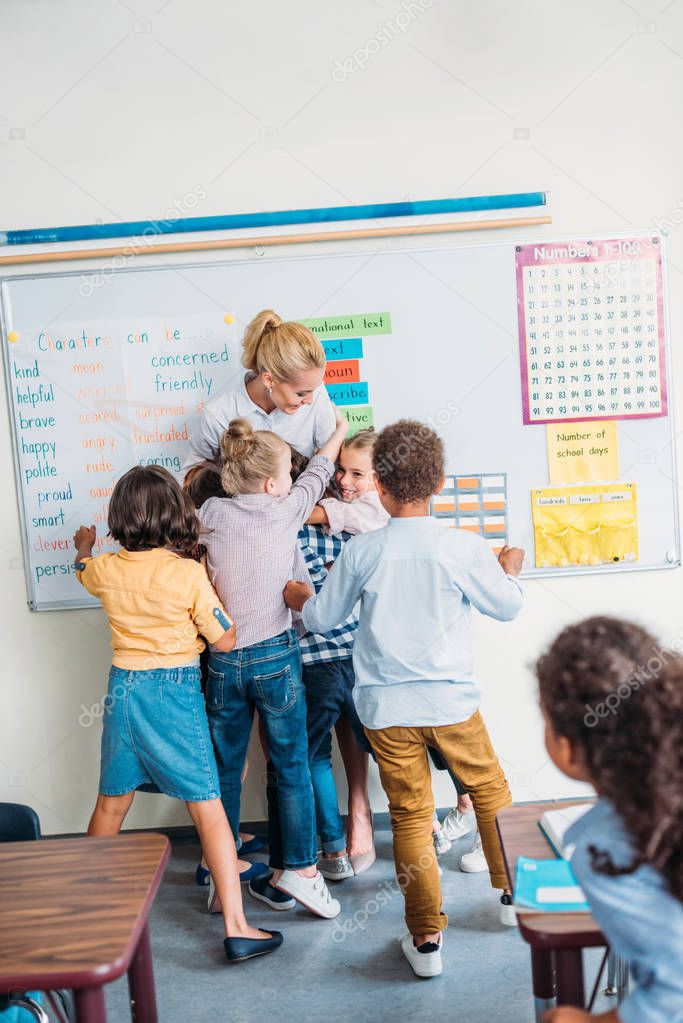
{"left": 99, "top": 665, "right": 221, "bottom": 801}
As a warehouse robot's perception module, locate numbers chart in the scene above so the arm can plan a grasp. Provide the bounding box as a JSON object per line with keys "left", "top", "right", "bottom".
{"left": 516, "top": 236, "right": 667, "bottom": 425}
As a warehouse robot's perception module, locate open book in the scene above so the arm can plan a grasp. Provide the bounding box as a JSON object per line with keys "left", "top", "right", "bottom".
{"left": 538, "top": 802, "right": 593, "bottom": 859}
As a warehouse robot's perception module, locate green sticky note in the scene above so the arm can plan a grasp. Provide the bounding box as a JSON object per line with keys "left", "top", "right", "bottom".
{"left": 299, "top": 313, "right": 391, "bottom": 338}
{"left": 341, "top": 405, "right": 374, "bottom": 436}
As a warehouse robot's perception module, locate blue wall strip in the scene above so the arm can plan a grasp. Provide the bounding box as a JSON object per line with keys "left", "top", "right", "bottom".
{"left": 0, "top": 192, "right": 547, "bottom": 246}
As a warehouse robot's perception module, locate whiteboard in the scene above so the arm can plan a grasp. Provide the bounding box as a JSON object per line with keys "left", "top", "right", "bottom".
{"left": 1, "top": 232, "right": 679, "bottom": 611}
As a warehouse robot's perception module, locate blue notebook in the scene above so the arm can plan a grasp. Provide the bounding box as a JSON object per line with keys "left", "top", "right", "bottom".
{"left": 514, "top": 855, "right": 590, "bottom": 913}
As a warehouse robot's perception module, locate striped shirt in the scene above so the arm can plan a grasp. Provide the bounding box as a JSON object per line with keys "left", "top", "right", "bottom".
{"left": 298, "top": 525, "right": 358, "bottom": 664}
{"left": 198, "top": 455, "right": 334, "bottom": 649}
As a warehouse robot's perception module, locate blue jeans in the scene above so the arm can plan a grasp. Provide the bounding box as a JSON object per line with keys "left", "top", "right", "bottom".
{"left": 303, "top": 657, "right": 369, "bottom": 855}
{"left": 206, "top": 630, "right": 317, "bottom": 870}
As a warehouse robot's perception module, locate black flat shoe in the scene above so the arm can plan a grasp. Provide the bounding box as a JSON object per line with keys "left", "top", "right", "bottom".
{"left": 223, "top": 930, "right": 283, "bottom": 963}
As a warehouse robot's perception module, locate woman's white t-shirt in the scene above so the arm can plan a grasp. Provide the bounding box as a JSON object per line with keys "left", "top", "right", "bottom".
{"left": 184, "top": 372, "right": 337, "bottom": 469}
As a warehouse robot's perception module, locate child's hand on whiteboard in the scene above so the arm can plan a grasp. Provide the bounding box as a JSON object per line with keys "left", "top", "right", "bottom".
{"left": 498, "top": 545, "right": 525, "bottom": 576}
{"left": 283, "top": 580, "right": 314, "bottom": 612}
{"left": 74, "top": 525, "right": 96, "bottom": 554}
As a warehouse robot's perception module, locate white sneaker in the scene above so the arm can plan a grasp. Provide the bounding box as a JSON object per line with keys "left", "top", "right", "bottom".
{"left": 276, "top": 869, "right": 341, "bottom": 919}
{"left": 433, "top": 828, "right": 452, "bottom": 857}
{"left": 500, "top": 893, "right": 517, "bottom": 926}
{"left": 441, "top": 808, "right": 475, "bottom": 842}
{"left": 400, "top": 932, "right": 443, "bottom": 978}
{"left": 459, "top": 832, "right": 488, "bottom": 873}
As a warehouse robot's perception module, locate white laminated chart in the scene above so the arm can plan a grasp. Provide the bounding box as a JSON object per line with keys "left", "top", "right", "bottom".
{"left": 516, "top": 236, "right": 667, "bottom": 425}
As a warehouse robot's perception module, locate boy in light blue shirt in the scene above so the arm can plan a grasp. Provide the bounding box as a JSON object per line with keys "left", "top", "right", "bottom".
{"left": 285, "top": 419, "right": 524, "bottom": 978}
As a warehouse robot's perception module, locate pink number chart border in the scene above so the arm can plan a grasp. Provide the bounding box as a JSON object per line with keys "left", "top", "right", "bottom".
{"left": 515, "top": 236, "right": 668, "bottom": 426}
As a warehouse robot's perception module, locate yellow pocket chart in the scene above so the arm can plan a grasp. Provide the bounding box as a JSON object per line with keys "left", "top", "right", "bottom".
{"left": 532, "top": 483, "right": 638, "bottom": 569}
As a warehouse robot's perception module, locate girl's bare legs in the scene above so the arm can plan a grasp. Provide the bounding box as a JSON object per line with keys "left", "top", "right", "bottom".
{"left": 187, "top": 798, "right": 270, "bottom": 939}
{"left": 334, "top": 714, "right": 373, "bottom": 856}
{"left": 88, "top": 791, "right": 135, "bottom": 835}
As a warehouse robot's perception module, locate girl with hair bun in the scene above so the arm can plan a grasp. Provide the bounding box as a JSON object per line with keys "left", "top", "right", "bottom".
{"left": 185, "top": 309, "right": 336, "bottom": 469}
{"left": 198, "top": 411, "right": 349, "bottom": 921}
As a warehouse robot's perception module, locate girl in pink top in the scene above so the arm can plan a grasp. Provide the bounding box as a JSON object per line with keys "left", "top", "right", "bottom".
{"left": 308, "top": 429, "right": 389, "bottom": 536}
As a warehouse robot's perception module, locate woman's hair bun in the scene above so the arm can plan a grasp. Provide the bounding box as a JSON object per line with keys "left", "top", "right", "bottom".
{"left": 261, "top": 312, "right": 282, "bottom": 336}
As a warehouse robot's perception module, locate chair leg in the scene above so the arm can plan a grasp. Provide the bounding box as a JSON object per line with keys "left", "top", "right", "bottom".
{"left": 11, "top": 995, "right": 49, "bottom": 1023}
{"left": 616, "top": 955, "right": 630, "bottom": 1003}
{"left": 604, "top": 949, "right": 618, "bottom": 996}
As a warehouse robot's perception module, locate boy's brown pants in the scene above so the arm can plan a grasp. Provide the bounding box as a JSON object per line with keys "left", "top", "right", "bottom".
{"left": 365, "top": 711, "right": 512, "bottom": 936}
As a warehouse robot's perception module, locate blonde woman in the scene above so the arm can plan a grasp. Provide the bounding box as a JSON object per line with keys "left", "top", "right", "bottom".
{"left": 185, "top": 310, "right": 336, "bottom": 469}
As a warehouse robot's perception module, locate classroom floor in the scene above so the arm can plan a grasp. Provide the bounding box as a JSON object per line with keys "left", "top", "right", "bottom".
{"left": 104, "top": 826, "right": 614, "bottom": 1022}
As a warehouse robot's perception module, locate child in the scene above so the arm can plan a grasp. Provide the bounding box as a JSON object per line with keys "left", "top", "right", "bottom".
{"left": 308, "top": 428, "right": 389, "bottom": 536}
{"left": 183, "top": 460, "right": 270, "bottom": 885}
{"left": 75, "top": 465, "right": 281, "bottom": 964}
{"left": 298, "top": 430, "right": 387, "bottom": 880}
{"left": 537, "top": 616, "right": 683, "bottom": 1023}
{"left": 285, "top": 419, "right": 524, "bottom": 978}
{"left": 198, "top": 412, "right": 348, "bottom": 919}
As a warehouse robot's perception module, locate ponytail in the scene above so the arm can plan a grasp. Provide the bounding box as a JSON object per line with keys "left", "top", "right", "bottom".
{"left": 241, "top": 308, "right": 325, "bottom": 381}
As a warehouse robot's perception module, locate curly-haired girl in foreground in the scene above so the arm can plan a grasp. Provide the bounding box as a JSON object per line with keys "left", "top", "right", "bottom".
{"left": 538, "top": 616, "right": 683, "bottom": 1023}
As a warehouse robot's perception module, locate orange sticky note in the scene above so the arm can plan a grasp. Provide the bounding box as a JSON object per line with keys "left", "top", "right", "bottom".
{"left": 324, "top": 359, "right": 360, "bottom": 385}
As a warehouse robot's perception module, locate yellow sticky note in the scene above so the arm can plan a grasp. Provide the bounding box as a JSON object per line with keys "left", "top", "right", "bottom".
{"left": 546, "top": 421, "right": 618, "bottom": 484}
{"left": 531, "top": 483, "right": 638, "bottom": 569}
{"left": 7, "top": 331, "right": 19, "bottom": 343}
{"left": 223, "top": 313, "right": 235, "bottom": 325}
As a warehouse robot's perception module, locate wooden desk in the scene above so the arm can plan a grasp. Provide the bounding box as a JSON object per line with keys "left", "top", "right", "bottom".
{"left": 0, "top": 832, "right": 170, "bottom": 1022}
{"left": 497, "top": 802, "right": 605, "bottom": 1019}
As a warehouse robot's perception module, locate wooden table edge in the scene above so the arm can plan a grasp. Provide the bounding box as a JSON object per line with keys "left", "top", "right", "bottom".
{"left": 0, "top": 833, "right": 171, "bottom": 992}
{"left": 496, "top": 802, "right": 607, "bottom": 949}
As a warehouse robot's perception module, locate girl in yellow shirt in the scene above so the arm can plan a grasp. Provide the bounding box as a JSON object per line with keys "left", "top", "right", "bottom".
{"left": 74, "top": 464, "right": 282, "bottom": 964}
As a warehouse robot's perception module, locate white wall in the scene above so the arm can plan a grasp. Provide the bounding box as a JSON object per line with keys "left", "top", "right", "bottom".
{"left": 1, "top": 0, "right": 682, "bottom": 834}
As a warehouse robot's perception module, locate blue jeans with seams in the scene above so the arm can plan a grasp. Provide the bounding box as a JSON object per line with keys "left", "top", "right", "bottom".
{"left": 206, "top": 629, "right": 317, "bottom": 870}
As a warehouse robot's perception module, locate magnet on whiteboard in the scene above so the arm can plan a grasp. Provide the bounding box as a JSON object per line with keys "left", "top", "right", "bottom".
{"left": 666, "top": 549, "right": 677, "bottom": 563}
{"left": 254, "top": 245, "right": 265, "bottom": 256}
{"left": 7, "top": 331, "right": 19, "bottom": 342}
{"left": 223, "top": 313, "right": 235, "bottom": 325}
